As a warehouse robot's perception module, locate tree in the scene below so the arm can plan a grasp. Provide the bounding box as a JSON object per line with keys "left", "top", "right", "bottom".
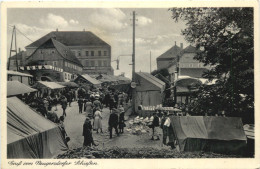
{"left": 170, "top": 8, "right": 254, "bottom": 123}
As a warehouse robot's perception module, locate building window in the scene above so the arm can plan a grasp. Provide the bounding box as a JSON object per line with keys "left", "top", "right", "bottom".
{"left": 85, "top": 60, "right": 89, "bottom": 67}
{"left": 104, "top": 51, "right": 107, "bottom": 56}
{"left": 78, "top": 51, "right": 81, "bottom": 56}
{"left": 53, "top": 61, "right": 57, "bottom": 67}
{"left": 86, "top": 51, "right": 89, "bottom": 56}
{"left": 98, "top": 60, "right": 102, "bottom": 66}
{"left": 91, "top": 51, "right": 94, "bottom": 56}
{"left": 51, "top": 50, "right": 55, "bottom": 54}
{"left": 103, "top": 60, "right": 107, "bottom": 67}
{"left": 65, "top": 73, "right": 67, "bottom": 79}
{"left": 98, "top": 51, "right": 101, "bottom": 56}
{"left": 91, "top": 60, "right": 95, "bottom": 67}
{"left": 189, "top": 64, "right": 193, "bottom": 67}
{"left": 40, "top": 50, "right": 43, "bottom": 54}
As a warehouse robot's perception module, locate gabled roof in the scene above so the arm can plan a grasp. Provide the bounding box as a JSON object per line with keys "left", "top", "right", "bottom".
{"left": 157, "top": 45, "right": 182, "bottom": 60}
{"left": 7, "top": 81, "right": 37, "bottom": 97}
{"left": 136, "top": 72, "right": 165, "bottom": 90}
{"left": 28, "top": 38, "right": 83, "bottom": 66}
{"left": 26, "top": 31, "right": 110, "bottom": 48}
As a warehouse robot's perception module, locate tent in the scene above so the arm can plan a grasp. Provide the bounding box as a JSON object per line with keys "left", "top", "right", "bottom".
{"left": 7, "top": 81, "right": 37, "bottom": 97}
{"left": 74, "top": 74, "right": 101, "bottom": 87}
{"left": 7, "top": 97, "right": 68, "bottom": 158}
{"left": 32, "top": 81, "right": 65, "bottom": 89}
{"left": 135, "top": 72, "right": 165, "bottom": 112}
{"left": 170, "top": 116, "right": 247, "bottom": 155}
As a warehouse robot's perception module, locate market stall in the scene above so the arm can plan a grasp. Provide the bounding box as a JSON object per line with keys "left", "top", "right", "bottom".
{"left": 134, "top": 72, "right": 165, "bottom": 112}
{"left": 32, "top": 81, "right": 65, "bottom": 97}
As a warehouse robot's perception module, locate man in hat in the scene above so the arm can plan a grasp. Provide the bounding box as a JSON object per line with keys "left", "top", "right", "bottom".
{"left": 164, "top": 112, "right": 176, "bottom": 149}
{"left": 61, "top": 95, "right": 68, "bottom": 117}
{"left": 150, "top": 112, "right": 160, "bottom": 140}
{"left": 108, "top": 108, "right": 119, "bottom": 139}
{"left": 160, "top": 111, "right": 168, "bottom": 145}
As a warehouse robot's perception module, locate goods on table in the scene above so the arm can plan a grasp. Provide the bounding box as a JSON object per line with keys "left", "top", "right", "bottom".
{"left": 126, "top": 116, "right": 155, "bottom": 135}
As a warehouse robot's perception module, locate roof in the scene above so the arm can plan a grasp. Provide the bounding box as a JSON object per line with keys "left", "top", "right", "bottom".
{"left": 28, "top": 38, "right": 82, "bottom": 66}
{"left": 136, "top": 72, "right": 165, "bottom": 90}
{"left": 57, "top": 82, "right": 79, "bottom": 88}
{"left": 7, "top": 81, "right": 37, "bottom": 97}
{"left": 80, "top": 74, "right": 102, "bottom": 85}
{"left": 32, "top": 81, "right": 65, "bottom": 89}
{"left": 95, "top": 74, "right": 118, "bottom": 82}
{"left": 7, "top": 70, "right": 33, "bottom": 77}
{"left": 157, "top": 45, "right": 182, "bottom": 60}
{"left": 26, "top": 31, "right": 110, "bottom": 48}
{"left": 182, "top": 45, "right": 199, "bottom": 53}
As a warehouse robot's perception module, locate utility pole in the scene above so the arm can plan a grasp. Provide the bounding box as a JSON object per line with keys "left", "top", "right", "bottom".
{"left": 132, "top": 11, "right": 136, "bottom": 114}
{"left": 8, "top": 25, "right": 18, "bottom": 71}
{"left": 150, "top": 51, "right": 151, "bottom": 73}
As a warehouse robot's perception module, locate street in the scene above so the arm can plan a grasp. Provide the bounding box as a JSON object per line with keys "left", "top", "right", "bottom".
{"left": 55, "top": 101, "right": 174, "bottom": 151}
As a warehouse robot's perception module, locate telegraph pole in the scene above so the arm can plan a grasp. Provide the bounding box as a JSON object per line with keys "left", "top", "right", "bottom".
{"left": 150, "top": 51, "right": 151, "bottom": 73}
{"left": 8, "top": 25, "right": 18, "bottom": 71}
{"left": 132, "top": 11, "right": 136, "bottom": 114}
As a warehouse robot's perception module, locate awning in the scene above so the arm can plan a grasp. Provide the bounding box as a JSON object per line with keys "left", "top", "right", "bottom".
{"left": 7, "top": 70, "right": 33, "bottom": 77}
{"left": 81, "top": 74, "right": 101, "bottom": 85}
{"left": 32, "top": 81, "right": 65, "bottom": 90}
{"left": 7, "top": 81, "right": 37, "bottom": 97}
{"left": 57, "top": 82, "right": 79, "bottom": 88}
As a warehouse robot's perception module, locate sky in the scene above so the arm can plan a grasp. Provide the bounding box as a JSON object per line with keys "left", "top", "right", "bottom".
{"left": 7, "top": 8, "right": 189, "bottom": 78}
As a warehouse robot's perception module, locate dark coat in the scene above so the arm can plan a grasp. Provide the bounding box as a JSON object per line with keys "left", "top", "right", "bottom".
{"left": 82, "top": 121, "right": 93, "bottom": 146}
{"left": 109, "top": 113, "right": 119, "bottom": 127}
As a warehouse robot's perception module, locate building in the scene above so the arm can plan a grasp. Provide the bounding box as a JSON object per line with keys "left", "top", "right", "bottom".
{"left": 178, "top": 45, "right": 211, "bottom": 78}
{"left": 20, "top": 38, "right": 83, "bottom": 82}
{"left": 25, "top": 30, "right": 114, "bottom": 75}
{"left": 156, "top": 42, "right": 182, "bottom": 70}
{"left": 156, "top": 43, "right": 211, "bottom": 82}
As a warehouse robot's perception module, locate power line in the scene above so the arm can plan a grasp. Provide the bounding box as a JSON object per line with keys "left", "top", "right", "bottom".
{"left": 8, "top": 25, "right": 34, "bottom": 42}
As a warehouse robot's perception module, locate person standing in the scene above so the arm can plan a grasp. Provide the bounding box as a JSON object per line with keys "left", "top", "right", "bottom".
{"left": 118, "top": 107, "right": 125, "bottom": 134}
{"left": 160, "top": 111, "right": 168, "bottom": 145}
{"left": 92, "top": 95, "right": 102, "bottom": 116}
{"left": 82, "top": 117, "right": 98, "bottom": 147}
{"left": 108, "top": 108, "right": 119, "bottom": 139}
{"left": 150, "top": 112, "right": 160, "bottom": 140}
{"left": 164, "top": 112, "right": 176, "bottom": 149}
{"left": 61, "top": 95, "right": 68, "bottom": 117}
{"left": 78, "top": 96, "right": 84, "bottom": 114}
{"left": 93, "top": 108, "right": 103, "bottom": 133}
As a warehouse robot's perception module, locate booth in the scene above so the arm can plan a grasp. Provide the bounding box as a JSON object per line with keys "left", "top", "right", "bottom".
{"left": 134, "top": 72, "right": 165, "bottom": 112}
{"left": 32, "top": 81, "right": 65, "bottom": 97}
{"left": 7, "top": 81, "right": 37, "bottom": 97}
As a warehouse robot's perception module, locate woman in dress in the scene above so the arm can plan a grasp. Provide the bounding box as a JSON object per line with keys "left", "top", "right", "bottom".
{"left": 85, "top": 99, "right": 93, "bottom": 118}
{"left": 93, "top": 108, "right": 103, "bottom": 133}
{"left": 82, "top": 117, "right": 98, "bottom": 147}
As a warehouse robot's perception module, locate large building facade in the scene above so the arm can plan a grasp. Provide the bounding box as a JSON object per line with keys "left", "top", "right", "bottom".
{"left": 20, "top": 38, "right": 83, "bottom": 82}
{"left": 25, "top": 31, "right": 113, "bottom": 75}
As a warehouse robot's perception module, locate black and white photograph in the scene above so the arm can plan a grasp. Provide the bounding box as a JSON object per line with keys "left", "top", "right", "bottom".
{"left": 1, "top": 1, "right": 259, "bottom": 168}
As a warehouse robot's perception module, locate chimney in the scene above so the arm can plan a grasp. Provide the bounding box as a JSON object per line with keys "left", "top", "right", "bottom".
{"left": 175, "top": 41, "right": 176, "bottom": 46}
{"left": 180, "top": 43, "right": 183, "bottom": 49}
{"left": 56, "top": 28, "right": 58, "bottom": 32}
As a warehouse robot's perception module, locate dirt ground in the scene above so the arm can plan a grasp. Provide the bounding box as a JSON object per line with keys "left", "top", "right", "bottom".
{"left": 55, "top": 101, "right": 173, "bottom": 151}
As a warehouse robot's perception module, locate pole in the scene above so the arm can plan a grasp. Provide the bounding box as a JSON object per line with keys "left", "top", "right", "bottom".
{"left": 132, "top": 11, "right": 136, "bottom": 114}
{"left": 150, "top": 51, "right": 151, "bottom": 73}
{"left": 8, "top": 26, "right": 18, "bottom": 71}
{"left": 14, "top": 26, "right": 18, "bottom": 71}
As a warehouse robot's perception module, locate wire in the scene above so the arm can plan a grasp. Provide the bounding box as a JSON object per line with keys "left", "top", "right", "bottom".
{"left": 16, "top": 28, "right": 34, "bottom": 42}
{"left": 8, "top": 24, "right": 34, "bottom": 42}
